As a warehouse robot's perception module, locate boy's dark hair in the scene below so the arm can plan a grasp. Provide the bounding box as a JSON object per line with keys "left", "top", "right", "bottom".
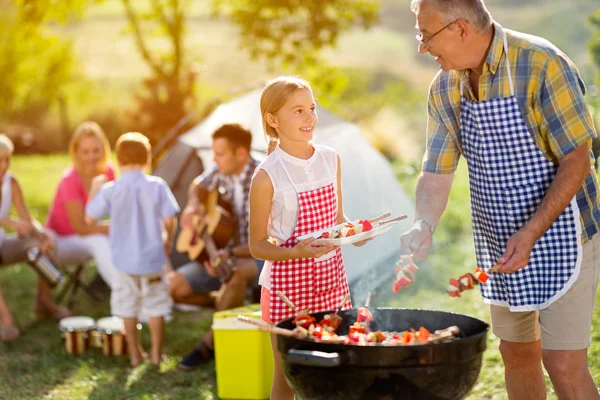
{"left": 212, "top": 123, "right": 252, "bottom": 152}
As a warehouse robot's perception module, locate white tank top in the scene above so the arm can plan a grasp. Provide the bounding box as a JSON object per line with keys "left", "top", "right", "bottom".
{"left": 0, "top": 172, "right": 13, "bottom": 248}
{"left": 255, "top": 145, "right": 339, "bottom": 289}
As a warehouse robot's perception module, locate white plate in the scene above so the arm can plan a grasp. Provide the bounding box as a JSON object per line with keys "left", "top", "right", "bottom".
{"left": 297, "top": 221, "right": 399, "bottom": 246}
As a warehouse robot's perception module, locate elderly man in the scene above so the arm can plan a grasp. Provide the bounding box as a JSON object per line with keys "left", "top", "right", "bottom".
{"left": 168, "top": 123, "right": 262, "bottom": 370}
{"left": 402, "top": 1, "right": 600, "bottom": 399}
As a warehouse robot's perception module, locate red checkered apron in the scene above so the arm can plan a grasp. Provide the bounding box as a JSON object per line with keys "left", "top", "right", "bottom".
{"left": 269, "top": 154, "right": 352, "bottom": 323}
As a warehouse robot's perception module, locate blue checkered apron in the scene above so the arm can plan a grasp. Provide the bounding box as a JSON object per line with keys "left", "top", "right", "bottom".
{"left": 460, "top": 31, "right": 583, "bottom": 311}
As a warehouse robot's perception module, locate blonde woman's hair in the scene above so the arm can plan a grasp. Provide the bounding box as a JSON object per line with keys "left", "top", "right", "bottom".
{"left": 116, "top": 132, "right": 151, "bottom": 166}
{"left": 0, "top": 134, "right": 14, "bottom": 156}
{"left": 260, "top": 76, "right": 313, "bottom": 155}
{"left": 68, "top": 121, "right": 111, "bottom": 174}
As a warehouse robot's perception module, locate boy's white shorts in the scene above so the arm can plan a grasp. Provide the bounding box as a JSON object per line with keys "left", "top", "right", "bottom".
{"left": 111, "top": 270, "right": 173, "bottom": 318}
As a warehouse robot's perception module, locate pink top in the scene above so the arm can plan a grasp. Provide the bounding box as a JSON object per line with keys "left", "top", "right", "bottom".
{"left": 46, "top": 165, "right": 115, "bottom": 236}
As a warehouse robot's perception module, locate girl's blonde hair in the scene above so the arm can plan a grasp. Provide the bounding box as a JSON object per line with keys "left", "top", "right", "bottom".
{"left": 0, "top": 134, "right": 14, "bottom": 156}
{"left": 68, "top": 121, "right": 111, "bottom": 174}
{"left": 260, "top": 76, "right": 312, "bottom": 155}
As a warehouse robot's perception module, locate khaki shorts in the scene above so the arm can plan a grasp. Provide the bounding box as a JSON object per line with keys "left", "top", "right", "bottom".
{"left": 111, "top": 270, "right": 173, "bottom": 318}
{"left": 490, "top": 233, "right": 600, "bottom": 350}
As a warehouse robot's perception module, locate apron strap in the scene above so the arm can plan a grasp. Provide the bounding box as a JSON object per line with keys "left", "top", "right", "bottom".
{"left": 277, "top": 146, "right": 334, "bottom": 193}
{"left": 460, "top": 30, "right": 514, "bottom": 98}
{"left": 277, "top": 157, "right": 300, "bottom": 194}
{"left": 502, "top": 31, "right": 515, "bottom": 97}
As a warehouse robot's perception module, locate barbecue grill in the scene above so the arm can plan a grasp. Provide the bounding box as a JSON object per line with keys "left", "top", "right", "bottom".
{"left": 276, "top": 308, "right": 489, "bottom": 400}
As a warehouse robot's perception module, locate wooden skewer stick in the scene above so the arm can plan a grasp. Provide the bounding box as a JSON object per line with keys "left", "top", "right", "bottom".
{"left": 379, "top": 215, "right": 408, "bottom": 226}
{"left": 364, "top": 292, "right": 372, "bottom": 309}
{"left": 369, "top": 213, "right": 391, "bottom": 223}
{"left": 276, "top": 291, "right": 297, "bottom": 312}
{"left": 237, "top": 316, "right": 297, "bottom": 337}
{"left": 334, "top": 293, "right": 350, "bottom": 315}
{"left": 489, "top": 264, "right": 503, "bottom": 273}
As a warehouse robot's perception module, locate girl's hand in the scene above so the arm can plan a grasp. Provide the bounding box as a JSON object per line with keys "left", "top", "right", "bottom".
{"left": 294, "top": 238, "right": 336, "bottom": 259}
{"left": 352, "top": 237, "right": 373, "bottom": 247}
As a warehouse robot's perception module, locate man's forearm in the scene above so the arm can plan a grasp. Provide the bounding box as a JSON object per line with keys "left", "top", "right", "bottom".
{"left": 232, "top": 243, "right": 252, "bottom": 258}
{"left": 414, "top": 171, "right": 454, "bottom": 230}
{"left": 524, "top": 146, "right": 591, "bottom": 241}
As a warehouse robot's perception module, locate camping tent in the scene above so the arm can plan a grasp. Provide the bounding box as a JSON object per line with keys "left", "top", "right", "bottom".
{"left": 154, "top": 89, "right": 414, "bottom": 295}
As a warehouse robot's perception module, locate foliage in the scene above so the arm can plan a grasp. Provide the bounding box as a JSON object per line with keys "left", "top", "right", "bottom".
{"left": 0, "top": 3, "right": 82, "bottom": 133}
{"left": 591, "top": 9, "right": 600, "bottom": 85}
{"left": 119, "top": 0, "right": 197, "bottom": 146}
{"left": 212, "top": 0, "right": 380, "bottom": 102}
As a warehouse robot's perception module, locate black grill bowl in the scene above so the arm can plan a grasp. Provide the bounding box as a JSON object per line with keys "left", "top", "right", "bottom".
{"left": 276, "top": 308, "right": 489, "bottom": 400}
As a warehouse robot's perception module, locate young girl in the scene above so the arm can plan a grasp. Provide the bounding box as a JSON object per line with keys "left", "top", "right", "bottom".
{"left": 249, "top": 76, "right": 358, "bottom": 399}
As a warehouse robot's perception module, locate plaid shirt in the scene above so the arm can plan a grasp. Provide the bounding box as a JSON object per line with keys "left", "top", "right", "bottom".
{"left": 423, "top": 21, "right": 600, "bottom": 242}
{"left": 196, "top": 157, "right": 259, "bottom": 246}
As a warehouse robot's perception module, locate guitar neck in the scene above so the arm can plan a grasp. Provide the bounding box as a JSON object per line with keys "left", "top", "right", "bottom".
{"left": 202, "top": 231, "right": 219, "bottom": 259}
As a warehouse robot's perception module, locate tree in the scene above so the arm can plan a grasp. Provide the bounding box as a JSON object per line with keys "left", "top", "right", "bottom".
{"left": 213, "top": 0, "right": 380, "bottom": 103}
{"left": 0, "top": 1, "right": 86, "bottom": 124}
{"left": 119, "top": 0, "right": 197, "bottom": 146}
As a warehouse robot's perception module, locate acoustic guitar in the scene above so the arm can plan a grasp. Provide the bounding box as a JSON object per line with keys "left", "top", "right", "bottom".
{"left": 176, "top": 189, "right": 237, "bottom": 279}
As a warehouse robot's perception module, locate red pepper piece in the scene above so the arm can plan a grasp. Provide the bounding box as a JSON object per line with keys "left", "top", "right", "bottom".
{"left": 392, "top": 275, "right": 413, "bottom": 293}
{"left": 418, "top": 327, "right": 431, "bottom": 342}
{"left": 356, "top": 307, "right": 373, "bottom": 323}
{"left": 361, "top": 220, "right": 373, "bottom": 232}
{"left": 473, "top": 267, "right": 489, "bottom": 283}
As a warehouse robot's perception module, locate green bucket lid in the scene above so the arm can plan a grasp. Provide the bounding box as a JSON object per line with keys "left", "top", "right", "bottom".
{"left": 213, "top": 303, "right": 262, "bottom": 319}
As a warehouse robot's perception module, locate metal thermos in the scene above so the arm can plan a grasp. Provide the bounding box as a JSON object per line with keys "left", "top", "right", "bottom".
{"left": 27, "top": 247, "right": 64, "bottom": 287}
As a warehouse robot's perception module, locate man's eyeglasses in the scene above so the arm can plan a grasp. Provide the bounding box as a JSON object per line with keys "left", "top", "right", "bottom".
{"left": 416, "top": 21, "right": 456, "bottom": 48}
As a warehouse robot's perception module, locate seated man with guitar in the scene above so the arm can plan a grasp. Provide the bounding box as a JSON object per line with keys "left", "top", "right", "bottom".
{"left": 168, "top": 123, "right": 262, "bottom": 370}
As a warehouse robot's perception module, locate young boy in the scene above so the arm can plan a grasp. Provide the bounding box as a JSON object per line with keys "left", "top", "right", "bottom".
{"left": 86, "top": 132, "right": 179, "bottom": 367}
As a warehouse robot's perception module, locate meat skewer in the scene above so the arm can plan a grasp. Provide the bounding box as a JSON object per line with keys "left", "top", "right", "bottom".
{"left": 368, "top": 213, "right": 391, "bottom": 223}
{"left": 237, "top": 315, "right": 297, "bottom": 337}
{"left": 447, "top": 267, "right": 490, "bottom": 297}
{"left": 392, "top": 254, "right": 420, "bottom": 293}
{"left": 378, "top": 214, "right": 408, "bottom": 226}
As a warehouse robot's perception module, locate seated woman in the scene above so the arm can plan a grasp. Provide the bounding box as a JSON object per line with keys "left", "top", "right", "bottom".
{"left": 0, "top": 134, "right": 71, "bottom": 342}
{"left": 45, "top": 121, "right": 118, "bottom": 289}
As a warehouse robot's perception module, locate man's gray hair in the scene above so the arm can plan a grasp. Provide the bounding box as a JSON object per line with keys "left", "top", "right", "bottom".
{"left": 411, "top": 0, "right": 493, "bottom": 33}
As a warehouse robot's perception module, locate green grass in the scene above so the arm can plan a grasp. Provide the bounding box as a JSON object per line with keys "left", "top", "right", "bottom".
{"left": 1, "top": 155, "right": 599, "bottom": 399}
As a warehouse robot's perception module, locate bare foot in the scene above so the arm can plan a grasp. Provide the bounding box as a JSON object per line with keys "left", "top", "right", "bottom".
{"left": 129, "top": 354, "right": 142, "bottom": 367}
{"left": 138, "top": 343, "right": 148, "bottom": 360}
{"left": 34, "top": 300, "right": 72, "bottom": 321}
{"left": 0, "top": 319, "right": 20, "bottom": 342}
{"left": 151, "top": 353, "right": 168, "bottom": 367}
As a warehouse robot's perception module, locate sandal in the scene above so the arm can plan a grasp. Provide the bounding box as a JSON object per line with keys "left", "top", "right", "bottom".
{"left": 0, "top": 325, "right": 20, "bottom": 342}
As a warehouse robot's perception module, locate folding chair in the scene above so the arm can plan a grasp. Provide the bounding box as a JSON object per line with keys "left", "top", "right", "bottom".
{"left": 55, "top": 261, "right": 102, "bottom": 309}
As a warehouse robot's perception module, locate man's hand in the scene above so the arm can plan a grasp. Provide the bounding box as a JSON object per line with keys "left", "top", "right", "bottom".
{"left": 495, "top": 229, "right": 537, "bottom": 274}
{"left": 203, "top": 249, "right": 230, "bottom": 278}
{"left": 294, "top": 238, "right": 336, "bottom": 259}
{"left": 179, "top": 205, "right": 205, "bottom": 231}
{"left": 399, "top": 220, "right": 433, "bottom": 262}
